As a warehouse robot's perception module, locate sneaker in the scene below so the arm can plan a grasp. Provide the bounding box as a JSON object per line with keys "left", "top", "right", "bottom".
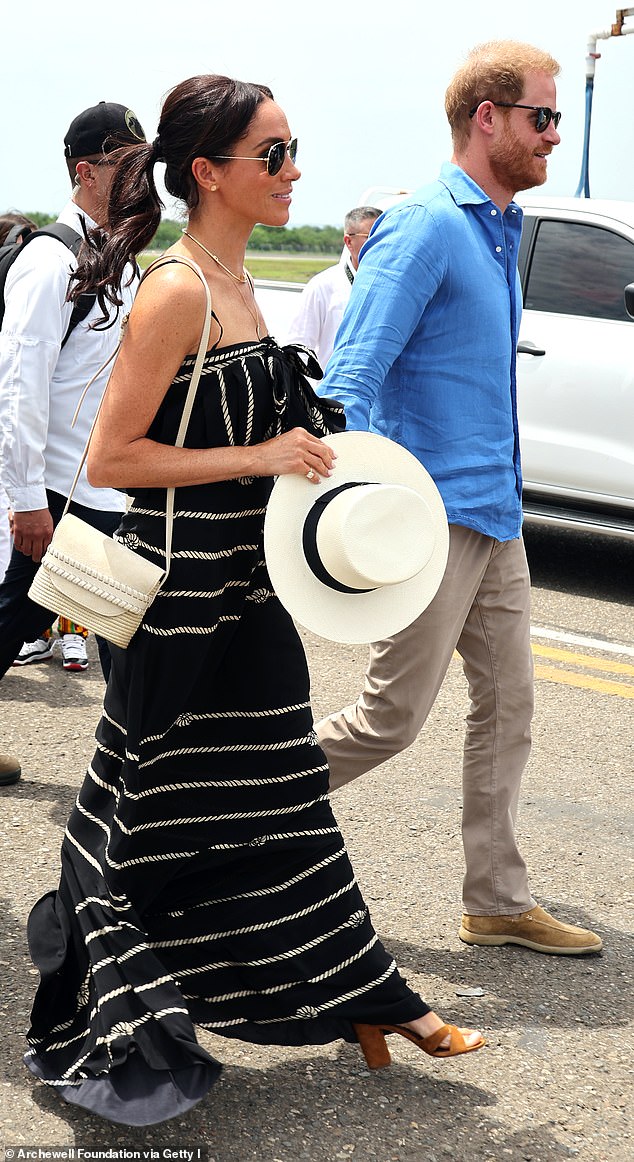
{"left": 13, "top": 637, "right": 55, "bottom": 666}
{"left": 61, "top": 633, "right": 89, "bottom": 671}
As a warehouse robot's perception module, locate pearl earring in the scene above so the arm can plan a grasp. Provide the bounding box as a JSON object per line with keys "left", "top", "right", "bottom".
{"left": 210, "top": 184, "right": 217, "bottom": 191}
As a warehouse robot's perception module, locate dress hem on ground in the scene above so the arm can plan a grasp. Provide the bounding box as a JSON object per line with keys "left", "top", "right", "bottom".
{"left": 25, "top": 1048, "right": 222, "bottom": 1127}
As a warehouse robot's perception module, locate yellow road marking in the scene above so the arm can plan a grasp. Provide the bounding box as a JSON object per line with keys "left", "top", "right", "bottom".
{"left": 533, "top": 664, "right": 634, "bottom": 698}
{"left": 453, "top": 642, "right": 634, "bottom": 697}
{"left": 531, "top": 643, "right": 634, "bottom": 676}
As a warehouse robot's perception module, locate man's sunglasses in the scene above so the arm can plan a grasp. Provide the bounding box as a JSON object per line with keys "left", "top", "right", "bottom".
{"left": 213, "top": 137, "right": 298, "bottom": 177}
{"left": 468, "top": 102, "right": 562, "bottom": 132}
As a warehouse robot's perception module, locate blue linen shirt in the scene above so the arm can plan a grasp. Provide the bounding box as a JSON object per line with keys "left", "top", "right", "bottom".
{"left": 319, "top": 162, "right": 524, "bottom": 541}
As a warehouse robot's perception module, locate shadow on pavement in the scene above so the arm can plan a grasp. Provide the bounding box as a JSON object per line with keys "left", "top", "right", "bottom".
{"left": 26, "top": 1052, "right": 575, "bottom": 1162}
{"left": 2, "top": 885, "right": 615, "bottom": 1160}
{"left": 0, "top": 776, "right": 83, "bottom": 829}
{"left": 0, "top": 662, "right": 104, "bottom": 710}
{"left": 524, "top": 524, "right": 634, "bottom": 606}
{"left": 383, "top": 895, "right": 630, "bottom": 1033}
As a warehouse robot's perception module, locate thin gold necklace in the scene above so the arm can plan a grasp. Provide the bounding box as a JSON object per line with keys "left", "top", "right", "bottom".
{"left": 239, "top": 282, "right": 263, "bottom": 341}
{"left": 183, "top": 229, "right": 247, "bottom": 284}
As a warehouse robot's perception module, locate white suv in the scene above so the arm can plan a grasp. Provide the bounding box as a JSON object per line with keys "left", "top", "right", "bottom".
{"left": 516, "top": 195, "right": 634, "bottom": 540}
{"left": 257, "top": 195, "right": 634, "bottom": 541}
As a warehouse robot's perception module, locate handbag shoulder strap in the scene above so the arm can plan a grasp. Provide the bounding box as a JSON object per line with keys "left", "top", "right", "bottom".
{"left": 64, "top": 253, "right": 213, "bottom": 580}
{"left": 140, "top": 254, "right": 212, "bottom": 448}
{"left": 142, "top": 254, "right": 212, "bottom": 571}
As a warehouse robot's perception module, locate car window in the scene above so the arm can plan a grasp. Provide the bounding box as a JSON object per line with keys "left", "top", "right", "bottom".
{"left": 523, "top": 219, "right": 634, "bottom": 322}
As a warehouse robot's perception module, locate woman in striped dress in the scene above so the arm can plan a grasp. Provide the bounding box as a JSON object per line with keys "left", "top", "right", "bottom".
{"left": 25, "top": 74, "right": 484, "bottom": 1126}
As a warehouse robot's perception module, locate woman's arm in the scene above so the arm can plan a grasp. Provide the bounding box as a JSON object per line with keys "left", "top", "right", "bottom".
{"left": 87, "top": 261, "right": 335, "bottom": 489}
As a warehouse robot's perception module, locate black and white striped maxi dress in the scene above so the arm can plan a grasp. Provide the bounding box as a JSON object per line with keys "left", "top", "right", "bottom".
{"left": 25, "top": 338, "right": 428, "bottom": 1126}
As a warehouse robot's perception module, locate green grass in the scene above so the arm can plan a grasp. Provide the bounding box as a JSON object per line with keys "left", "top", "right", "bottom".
{"left": 246, "top": 254, "right": 337, "bottom": 282}
{"left": 139, "top": 251, "right": 337, "bottom": 283}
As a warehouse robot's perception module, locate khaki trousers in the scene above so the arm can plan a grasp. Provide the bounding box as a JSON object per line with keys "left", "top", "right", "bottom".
{"left": 316, "top": 525, "right": 536, "bottom": 916}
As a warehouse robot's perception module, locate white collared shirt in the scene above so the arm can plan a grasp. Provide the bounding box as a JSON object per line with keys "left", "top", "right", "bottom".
{"left": 0, "top": 199, "right": 137, "bottom": 513}
{"left": 285, "top": 254, "right": 355, "bottom": 372}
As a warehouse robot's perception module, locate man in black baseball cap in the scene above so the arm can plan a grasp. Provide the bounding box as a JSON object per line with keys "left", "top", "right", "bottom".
{"left": 64, "top": 100, "right": 146, "bottom": 161}
{"left": 0, "top": 99, "right": 148, "bottom": 785}
{"left": 62, "top": 101, "right": 146, "bottom": 226}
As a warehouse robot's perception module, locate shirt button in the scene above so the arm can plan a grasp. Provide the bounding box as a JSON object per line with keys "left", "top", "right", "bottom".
{"left": 495, "top": 246, "right": 502, "bottom": 253}
{"left": 490, "top": 208, "right": 497, "bottom": 216}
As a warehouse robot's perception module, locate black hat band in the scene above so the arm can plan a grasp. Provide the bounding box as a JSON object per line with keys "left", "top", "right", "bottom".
{"left": 302, "top": 482, "right": 377, "bottom": 595}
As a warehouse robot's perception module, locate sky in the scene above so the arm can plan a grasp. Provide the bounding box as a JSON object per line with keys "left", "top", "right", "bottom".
{"left": 4, "top": 0, "right": 634, "bottom": 227}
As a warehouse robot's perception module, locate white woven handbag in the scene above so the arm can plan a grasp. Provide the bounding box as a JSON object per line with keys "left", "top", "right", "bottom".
{"left": 29, "top": 256, "right": 212, "bottom": 649}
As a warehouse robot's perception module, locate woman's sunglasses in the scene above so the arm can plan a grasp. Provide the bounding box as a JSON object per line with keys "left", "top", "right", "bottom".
{"left": 468, "top": 102, "right": 561, "bottom": 133}
{"left": 213, "top": 137, "right": 298, "bottom": 177}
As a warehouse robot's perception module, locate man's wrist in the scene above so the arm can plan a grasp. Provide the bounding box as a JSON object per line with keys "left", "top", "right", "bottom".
{"left": 6, "top": 485, "right": 48, "bottom": 512}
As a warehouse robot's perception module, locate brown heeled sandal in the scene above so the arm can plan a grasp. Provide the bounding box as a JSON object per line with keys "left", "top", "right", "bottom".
{"left": 353, "top": 1022, "right": 486, "bottom": 1070}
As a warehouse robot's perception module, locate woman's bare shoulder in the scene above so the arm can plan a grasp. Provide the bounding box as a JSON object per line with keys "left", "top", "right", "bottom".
{"left": 127, "top": 254, "right": 211, "bottom": 352}
{"left": 138, "top": 254, "right": 209, "bottom": 311}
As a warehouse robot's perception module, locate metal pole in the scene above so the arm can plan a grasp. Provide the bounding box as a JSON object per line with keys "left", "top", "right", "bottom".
{"left": 574, "top": 8, "right": 634, "bottom": 198}
{"left": 574, "top": 73, "right": 595, "bottom": 197}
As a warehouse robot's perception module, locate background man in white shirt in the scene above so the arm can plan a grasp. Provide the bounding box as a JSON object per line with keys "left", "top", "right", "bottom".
{"left": 286, "top": 206, "right": 381, "bottom": 371}
{"left": 0, "top": 101, "right": 146, "bottom": 786}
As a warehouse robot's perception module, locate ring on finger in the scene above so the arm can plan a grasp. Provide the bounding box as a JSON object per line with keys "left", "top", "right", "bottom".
{"left": 306, "top": 468, "right": 315, "bottom": 480}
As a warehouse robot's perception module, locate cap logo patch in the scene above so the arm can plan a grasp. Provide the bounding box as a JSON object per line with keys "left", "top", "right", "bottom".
{"left": 125, "top": 110, "right": 146, "bottom": 142}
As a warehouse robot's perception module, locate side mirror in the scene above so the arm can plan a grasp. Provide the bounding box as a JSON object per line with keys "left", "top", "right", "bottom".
{"left": 624, "top": 283, "right": 634, "bottom": 319}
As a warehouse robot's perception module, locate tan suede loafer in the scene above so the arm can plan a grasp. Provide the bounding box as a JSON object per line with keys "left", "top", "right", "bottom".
{"left": 459, "top": 905, "right": 603, "bottom": 955}
{"left": 0, "top": 752, "right": 21, "bottom": 787}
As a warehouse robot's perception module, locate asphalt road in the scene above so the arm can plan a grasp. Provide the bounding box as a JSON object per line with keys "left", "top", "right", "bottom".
{"left": 0, "top": 525, "right": 632, "bottom": 1161}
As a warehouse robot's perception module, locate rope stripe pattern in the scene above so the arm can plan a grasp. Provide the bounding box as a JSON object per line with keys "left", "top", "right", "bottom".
{"left": 25, "top": 337, "right": 422, "bottom": 1121}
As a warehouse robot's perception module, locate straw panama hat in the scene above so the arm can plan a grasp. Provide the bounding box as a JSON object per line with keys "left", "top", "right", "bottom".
{"left": 264, "top": 431, "right": 449, "bottom": 644}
